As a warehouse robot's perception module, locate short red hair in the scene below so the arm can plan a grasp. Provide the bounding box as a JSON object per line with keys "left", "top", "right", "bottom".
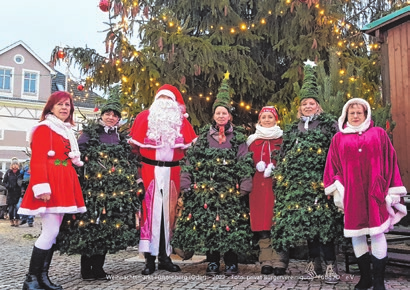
{"left": 40, "top": 91, "right": 75, "bottom": 125}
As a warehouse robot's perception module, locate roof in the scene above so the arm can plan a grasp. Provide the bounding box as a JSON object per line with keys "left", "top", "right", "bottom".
{"left": 0, "top": 40, "right": 56, "bottom": 75}
{"left": 51, "top": 70, "right": 99, "bottom": 108}
{"left": 361, "top": 6, "right": 410, "bottom": 35}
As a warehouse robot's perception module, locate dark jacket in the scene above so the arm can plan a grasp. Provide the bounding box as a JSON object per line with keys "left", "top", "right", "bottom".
{"left": 3, "top": 169, "right": 22, "bottom": 205}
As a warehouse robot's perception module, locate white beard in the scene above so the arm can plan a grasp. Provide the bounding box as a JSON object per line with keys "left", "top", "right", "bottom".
{"left": 147, "top": 98, "right": 183, "bottom": 147}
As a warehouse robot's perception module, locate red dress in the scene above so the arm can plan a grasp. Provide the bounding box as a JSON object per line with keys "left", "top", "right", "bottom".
{"left": 248, "top": 138, "right": 282, "bottom": 231}
{"left": 18, "top": 124, "right": 86, "bottom": 215}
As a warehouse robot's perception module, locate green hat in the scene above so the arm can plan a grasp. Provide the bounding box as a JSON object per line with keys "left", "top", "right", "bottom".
{"left": 299, "top": 60, "right": 320, "bottom": 104}
{"left": 212, "top": 71, "right": 232, "bottom": 112}
{"left": 101, "top": 93, "right": 122, "bottom": 117}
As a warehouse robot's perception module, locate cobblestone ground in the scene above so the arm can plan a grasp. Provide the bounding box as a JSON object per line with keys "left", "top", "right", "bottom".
{"left": 1, "top": 217, "right": 409, "bottom": 290}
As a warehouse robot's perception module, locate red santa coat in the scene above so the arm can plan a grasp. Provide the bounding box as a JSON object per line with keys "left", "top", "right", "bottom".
{"left": 324, "top": 124, "right": 407, "bottom": 237}
{"left": 129, "top": 110, "right": 197, "bottom": 256}
{"left": 18, "top": 124, "right": 86, "bottom": 215}
{"left": 248, "top": 138, "right": 282, "bottom": 231}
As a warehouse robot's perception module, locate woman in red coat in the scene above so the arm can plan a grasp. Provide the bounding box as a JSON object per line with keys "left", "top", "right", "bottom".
{"left": 247, "top": 106, "right": 284, "bottom": 275}
{"left": 18, "top": 91, "right": 86, "bottom": 290}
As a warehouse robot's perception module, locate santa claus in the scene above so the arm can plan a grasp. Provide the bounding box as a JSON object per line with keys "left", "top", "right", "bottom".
{"left": 129, "top": 84, "right": 197, "bottom": 275}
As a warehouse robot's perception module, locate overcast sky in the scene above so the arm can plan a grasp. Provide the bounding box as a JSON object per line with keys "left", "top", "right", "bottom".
{"left": 1, "top": 0, "right": 110, "bottom": 66}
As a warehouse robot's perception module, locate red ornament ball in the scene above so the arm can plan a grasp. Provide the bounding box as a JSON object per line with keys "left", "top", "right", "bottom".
{"left": 99, "top": 0, "right": 110, "bottom": 12}
{"left": 57, "top": 50, "right": 65, "bottom": 59}
{"left": 226, "top": 225, "right": 230, "bottom": 231}
{"left": 111, "top": 166, "right": 116, "bottom": 173}
{"left": 93, "top": 107, "right": 99, "bottom": 112}
{"left": 204, "top": 203, "right": 208, "bottom": 209}
{"left": 77, "top": 84, "right": 84, "bottom": 91}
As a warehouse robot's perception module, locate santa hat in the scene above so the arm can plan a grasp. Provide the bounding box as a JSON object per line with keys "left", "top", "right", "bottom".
{"left": 154, "top": 84, "right": 188, "bottom": 118}
{"left": 259, "top": 106, "right": 278, "bottom": 121}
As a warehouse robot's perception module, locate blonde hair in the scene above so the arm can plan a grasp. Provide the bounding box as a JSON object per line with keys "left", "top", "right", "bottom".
{"left": 297, "top": 99, "right": 324, "bottom": 118}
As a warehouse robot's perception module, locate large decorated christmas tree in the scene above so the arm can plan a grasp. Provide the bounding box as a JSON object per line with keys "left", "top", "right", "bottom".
{"left": 50, "top": 0, "right": 406, "bottom": 127}
{"left": 271, "top": 61, "right": 344, "bottom": 252}
{"left": 171, "top": 77, "right": 255, "bottom": 255}
{"left": 57, "top": 111, "right": 142, "bottom": 256}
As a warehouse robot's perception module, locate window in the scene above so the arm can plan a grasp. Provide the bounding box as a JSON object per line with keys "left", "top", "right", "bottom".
{"left": 14, "top": 54, "right": 25, "bottom": 64}
{"left": 23, "top": 72, "right": 38, "bottom": 94}
{"left": 0, "top": 68, "right": 12, "bottom": 91}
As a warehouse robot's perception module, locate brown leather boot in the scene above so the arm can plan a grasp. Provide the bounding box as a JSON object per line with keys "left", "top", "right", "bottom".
{"left": 14, "top": 219, "right": 19, "bottom": 227}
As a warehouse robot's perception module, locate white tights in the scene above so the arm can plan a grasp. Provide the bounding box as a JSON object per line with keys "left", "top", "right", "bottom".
{"left": 34, "top": 213, "right": 64, "bottom": 250}
{"left": 352, "top": 233, "right": 387, "bottom": 259}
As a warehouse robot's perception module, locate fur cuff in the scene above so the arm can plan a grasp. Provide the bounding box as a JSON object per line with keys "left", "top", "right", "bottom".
{"left": 32, "top": 183, "right": 52, "bottom": 198}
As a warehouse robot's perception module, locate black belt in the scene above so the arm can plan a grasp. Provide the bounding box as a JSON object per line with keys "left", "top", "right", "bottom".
{"left": 141, "top": 157, "right": 180, "bottom": 167}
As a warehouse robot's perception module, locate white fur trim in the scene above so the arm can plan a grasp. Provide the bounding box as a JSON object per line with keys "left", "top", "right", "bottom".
{"left": 128, "top": 137, "right": 196, "bottom": 150}
{"left": 183, "top": 113, "right": 189, "bottom": 118}
{"left": 324, "top": 180, "right": 345, "bottom": 210}
{"left": 338, "top": 98, "right": 372, "bottom": 134}
{"left": 386, "top": 195, "right": 407, "bottom": 226}
{"left": 32, "top": 183, "right": 52, "bottom": 198}
{"left": 387, "top": 186, "right": 407, "bottom": 196}
{"left": 344, "top": 219, "right": 391, "bottom": 237}
{"left": 48, "top": 150, "right": 55, "bottom": 157}
{"left": 18, "top": 206, "right": 86, "bottom": 215}
{"left": 155, "top": 89, "right": 176, "bottom": 101}
{"left": 139, "top": 240, "right": 151, "bottom": 254}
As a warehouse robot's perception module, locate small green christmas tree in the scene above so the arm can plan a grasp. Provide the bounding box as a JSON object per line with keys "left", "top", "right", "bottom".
{"left": 57, "top": 120, "right": 142, "bottom": 256}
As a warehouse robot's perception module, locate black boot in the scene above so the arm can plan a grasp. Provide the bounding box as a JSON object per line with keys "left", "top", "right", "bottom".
{"left": 372, "top": 255, "right": 387, "bottom": 290}
{"left": 22, "top": 246, "right": 48, "bottom": 290}
{"left": 91, "top": 254, "right": 111, "bottom": 280}
{"left": 81, "top": 255, "right": 94, "bottom": 281}
{"left": 39, "top": 246, "right": 62, "bottom": 290}
{"left": 354, "top": 253, "right": 372, "bottom": 290}
{"left": 206, "top": 251, "right": 220, "bottom": 276}
{"left": 158, "top": 255, "right": 181, "bottom": 272}
{"left": 224, "top": 250, "right": 238, "bottom": 276}
{"left": 141, "top": 253, "right": 156, "bottom": 275}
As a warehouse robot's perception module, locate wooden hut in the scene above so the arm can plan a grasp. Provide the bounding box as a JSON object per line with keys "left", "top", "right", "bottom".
{"left": 362, "top": 6, "right": 410, "bottom": 191}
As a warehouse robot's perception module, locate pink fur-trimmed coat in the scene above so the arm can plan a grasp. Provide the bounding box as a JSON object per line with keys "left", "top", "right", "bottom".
{"left": 324, "top": 123, "right": 407, "bottom": 237}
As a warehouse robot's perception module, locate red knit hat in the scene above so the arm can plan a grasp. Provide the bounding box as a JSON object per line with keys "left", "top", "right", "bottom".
{"left": 154, "top": 84, "right": 188, "bottom": 117}
{"left": 259, "top": 106, "right": 278, "bottom": 121}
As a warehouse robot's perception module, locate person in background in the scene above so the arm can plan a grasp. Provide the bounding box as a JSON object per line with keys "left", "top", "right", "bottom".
{"left": 18, "top": 91, "right": 86, "bottom": 290}
{"left": 247, "top": 106, "right": 286, "bottom": 275}
{"left": 3, "top": 157, "right": 23, "bottom": 227}
{"left": 129, "top": 84, "right": 197, "bottom": 275}
{"left": 19, "top": 160, "right": 34, "bottom": 227}
{"left": 324, "top": 98, "right": 407, "bottom": 290}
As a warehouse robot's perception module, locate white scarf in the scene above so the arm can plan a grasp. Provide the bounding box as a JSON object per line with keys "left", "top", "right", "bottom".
{"left": 343, "top": 121, "right": 371, "bottom": 134}
{"left": 246, "top": 124, "right": 283, "bottom": 146}
{"left": 300, "top": 114, "right": 318, "bottom": 131}
{"left": 98, "top": 119, "right": 119, "bottom": 134}
{"left": 30, "top": 114, "right": 83, "bottom": 167}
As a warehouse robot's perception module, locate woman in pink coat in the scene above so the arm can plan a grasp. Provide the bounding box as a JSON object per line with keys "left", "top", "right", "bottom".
{"left": 247, "top": 106, "right": 285, "bottom": 275}
{"left": 324, "top": 98, "right": 407, "bottom": 290}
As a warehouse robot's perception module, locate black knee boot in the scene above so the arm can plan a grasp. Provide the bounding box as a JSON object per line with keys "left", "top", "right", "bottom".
{"left": 91, "top": 254, "right": 111, "bottom": 280}
{"left": 372, "top": 255, "right": 387, "bottom": 290}
{"left": 39, "top": 245, "right": 62, "bottom": 290}
{"left": 80, "top": 255, "right": 94, "bottom": 281}
{"left": 206, "top": 251, "right": 220, "bottom": 276}
{"left": 22, "top": 246, "right": 49, "bottom": 290}
{"left": 224, "top": 250, "right": 238, "bottom": 276}
{"left": 142, "top": 253, "right": 156, "bottom": 275}
{"left": 355, "top": 253, "right": 372, "bottom": 290}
